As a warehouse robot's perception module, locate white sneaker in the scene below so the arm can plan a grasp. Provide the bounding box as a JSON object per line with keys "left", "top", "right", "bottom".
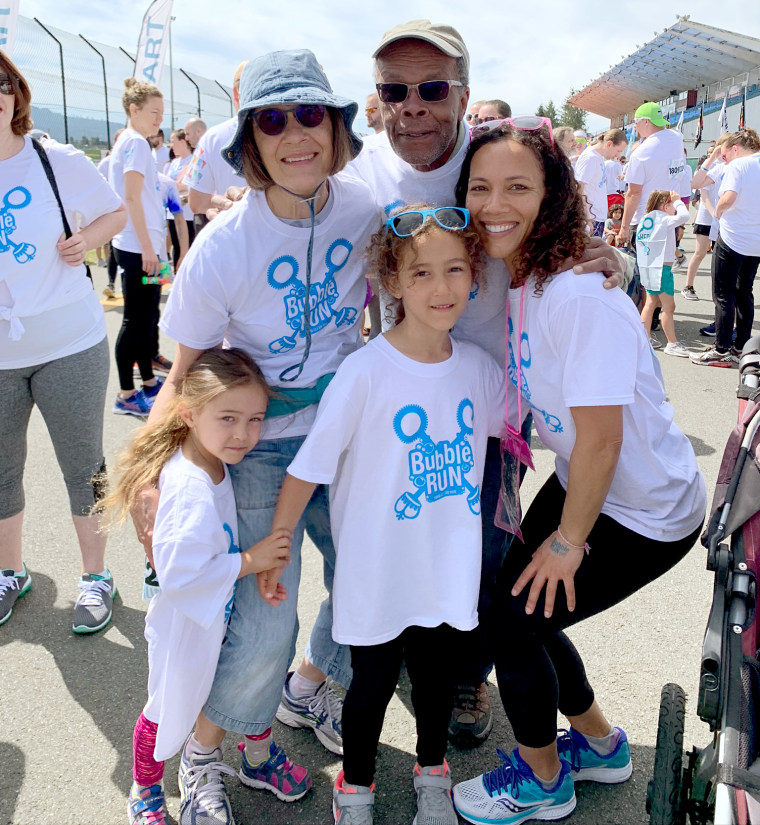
{"left": 664, "top": 341, "right": 691, "bottom": 358}
{"left": 650, "top": 335, "right": 663, "bottom": 351}
{"left": 672, "top": 255, "right": 686, "bottom": 272}
{"left": 681, "top": 285, "right": 698, "bottom": 301}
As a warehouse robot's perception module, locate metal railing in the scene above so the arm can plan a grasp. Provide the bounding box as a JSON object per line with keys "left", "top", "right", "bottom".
{"left": 13, "top": 14, "right": 234, "bottom": 148}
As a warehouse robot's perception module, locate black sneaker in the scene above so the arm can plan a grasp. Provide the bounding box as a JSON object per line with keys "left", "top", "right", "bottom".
{"left": 448, "top": 683, "right": 493, "bottom": 748}
{"left": 0, "top": 564, "right": 32, "bottom": 625}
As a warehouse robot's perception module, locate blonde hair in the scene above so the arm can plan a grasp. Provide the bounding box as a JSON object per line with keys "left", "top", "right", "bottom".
{"left": 725, "top": 127, "right": 760, "bottom": 154}
{"left": 646, "top": 189, "right": 671, "bottom": 213}
{"left": 100, "top": 348, "right": 269, "bottom": 525}
{"left": 121, "top": 76, "right": 162, "bottom": 118}
{"left": 366, "top": 202, "right": 487, "bottom": 325}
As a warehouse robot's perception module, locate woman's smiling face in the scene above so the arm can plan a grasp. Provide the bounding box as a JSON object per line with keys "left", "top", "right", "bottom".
{"left": 465, "top": 138, "right": 545, "bottom": 272}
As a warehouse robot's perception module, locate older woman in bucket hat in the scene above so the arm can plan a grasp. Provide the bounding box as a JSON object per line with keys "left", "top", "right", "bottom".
{"left": 131, "top": 50, "right": 380, "bottom": 825}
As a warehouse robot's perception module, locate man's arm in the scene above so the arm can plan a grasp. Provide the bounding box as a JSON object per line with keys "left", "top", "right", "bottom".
{"left": 617, "top": 182, "right": 642, "bottom": 246}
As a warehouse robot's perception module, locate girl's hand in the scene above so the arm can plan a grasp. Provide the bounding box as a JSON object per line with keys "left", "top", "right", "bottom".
{"left": 257, "top": 569, "right": 288, "bottom": 606}
{"left": 141, "top": 246, "right": 159, "bottom": 277}
{"left": 241, "top": 528, "right": 292, "bottom": 576}
{"left": 130, "top": 484, "right": 161, "bottom": 567}
{"left": 511, "top": 530, "right": 585, "bottom": 618}
{"left": 669, "top": 190, "right": 681, "bottom": 202}
{"left": 56, "top": 231, "right": 87, "bottom": 266}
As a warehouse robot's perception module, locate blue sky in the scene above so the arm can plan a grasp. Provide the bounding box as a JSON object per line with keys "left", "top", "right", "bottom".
{"left": 14, "top": 0, "right": 760, "bottom": 135}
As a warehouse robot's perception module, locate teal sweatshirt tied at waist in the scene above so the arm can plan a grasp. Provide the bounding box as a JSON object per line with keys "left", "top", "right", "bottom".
{"left": 265, "top": 373, "right": 335, "bottom": 419}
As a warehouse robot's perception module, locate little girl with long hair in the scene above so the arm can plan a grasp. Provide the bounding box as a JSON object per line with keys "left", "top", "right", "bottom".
{"left": 636, "top": 189, "right": 690, "bottom": 357}
{"left": 101, "top": 348, "right": 292, "bottom": 825}
{"left": 264, "top": 205, "right": 505, "bottom": 825}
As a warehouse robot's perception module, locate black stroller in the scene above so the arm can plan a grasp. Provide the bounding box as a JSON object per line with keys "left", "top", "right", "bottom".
{"left": 647, "top": 336, "right": 760, "bottom": 825}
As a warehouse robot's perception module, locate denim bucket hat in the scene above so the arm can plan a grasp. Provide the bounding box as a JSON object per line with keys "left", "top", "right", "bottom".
{"left": 223, "top": 49, "right": 362, "bottom": 175}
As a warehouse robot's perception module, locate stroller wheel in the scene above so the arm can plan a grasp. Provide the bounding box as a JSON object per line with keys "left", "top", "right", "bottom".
{"left": 647, "top": 683, "right": 686, "bottom": 825}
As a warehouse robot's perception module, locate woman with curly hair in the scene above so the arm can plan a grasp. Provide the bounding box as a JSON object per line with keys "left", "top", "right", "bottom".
{"left": 450, "top": 122, "right": 707, "bottom": 824}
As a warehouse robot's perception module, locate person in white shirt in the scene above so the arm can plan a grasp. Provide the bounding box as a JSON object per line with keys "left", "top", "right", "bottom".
{"left": 164, "top": 128, "right": 196, "bottom": 267}
{"left": 150, "top": 129, "right": 170, "bottom": 171}
{"left": 691, "top": 128, "right": 760, "bottom": 367}
{"left": 574, "top": 129, "right": 628, "bottom": 235}
{"left": 452, "top": 118, "right": 705, "bottom": 825}
{"left": 0, "top": 53, "right": 126, "bottom": 633}
{"left": 102, "top": 349, "right": 291, "bottom": 825}
{"left": 270, "top": 205, "right": 504, "bottom": 825}
{"left": 636, "top": 190, "right": 691, "bottom": 356}
{"left": 618, "top": 102, "right": 685, "bottom": 247}
{"left": 135, "top": 49, "right": 380, "bottom": 822}
{"left": 187, "top": 64, "right": 248, "bottom": 227}
{"left": 108, "top": 77, "right": 166, "bottom": 417}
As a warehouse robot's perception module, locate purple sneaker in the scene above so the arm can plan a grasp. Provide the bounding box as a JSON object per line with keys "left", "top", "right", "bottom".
{"left": 237, "top": 740, "right": 311, "bottom": 802}
{"left": 113, "top": 389, "right": 153, "bottom": 418}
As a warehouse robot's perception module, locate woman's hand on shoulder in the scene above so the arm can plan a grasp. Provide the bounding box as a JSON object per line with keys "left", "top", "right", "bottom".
{"left": 572, "top": 236, "right": 625, "bottom": 289}
{"left": 56, "top": 231, "right": 87, "bottom": 267}
{"left": 130, "top": 484, "right": 161, "bottom": 567}
{"left": 511, "top": 530, "right": 585, "bottom": 618}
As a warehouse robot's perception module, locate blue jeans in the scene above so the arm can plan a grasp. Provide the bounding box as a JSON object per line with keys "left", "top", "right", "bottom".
{"left": 202, "top": 435, "right": 350, "bottom": 735}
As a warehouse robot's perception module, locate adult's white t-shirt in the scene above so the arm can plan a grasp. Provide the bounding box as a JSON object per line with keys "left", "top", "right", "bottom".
{"left": 143, "top": 448, "right": 241, "bottom": 761}
{"left": 287, "top": 335, "right": 505, "bottom": 646}
{"left": 605, "top": 160, "right": 624, "bottom": 194}
{"left": 0, "top": 137, "right": 121, "bottom": 367}
{"left": 161, "top": 173, "right": 380, "bottom": 440}
{"left": 109, "top": 128, "right": 165, "bottom": 256}
{"left": 164, "top": 154, "right": 194, "bottom": 220}
{"left": 153, "top": 144, "right": 170, "bottom": 172}
{"left": 506, "top": 269, "right": 705, "bottom": 541}
{"left": 574, "top": 146, "right": 608, "bottom": 221}
{"left": 186, "top": 117, "right": 246, "bottom": 198}
{"left": 624, "top": 128, "right": 685, "bottom": 224}
{"left": 718, "top": 153, "right": 760, "bottom": 256}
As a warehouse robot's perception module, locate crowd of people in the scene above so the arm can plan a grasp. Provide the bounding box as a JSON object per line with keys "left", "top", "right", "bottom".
{"left": 0, "top": 16, "right": 757, "bottom": 825}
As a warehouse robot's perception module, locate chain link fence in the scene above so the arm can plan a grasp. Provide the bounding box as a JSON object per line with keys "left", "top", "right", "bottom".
{"left": 13, "top": 14, "right": 233, "bottom": 152}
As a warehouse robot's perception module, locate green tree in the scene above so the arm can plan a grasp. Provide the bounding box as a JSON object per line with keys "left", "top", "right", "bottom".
{"left": 535, "top": 101, "right": 558, "bottom": 123}
{"left": 559, "top": 91, "right": 587, "bottom": 131}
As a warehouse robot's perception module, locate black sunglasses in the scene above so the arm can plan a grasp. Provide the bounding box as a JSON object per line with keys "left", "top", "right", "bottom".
{"left": 0, "top": 75, "right": 19, "bottom": 96}
{"left": 250, "top": 105, "right": 327, "bottom": 137}
{"left": 376, "top": 80, "right": 463, "bottom": 105}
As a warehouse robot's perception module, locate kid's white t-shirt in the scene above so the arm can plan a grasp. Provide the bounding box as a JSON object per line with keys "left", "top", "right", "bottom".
{"left": 718, "top": 153, "right": 760, "bottom": 256}
{"left": 287, "top": 335, "right": 505, "bottom": 646}
{"left": 143, "top": 448, "right": 241, "bottom": 761}
{"left": 108, "top": 128, "right": 166, "bottom": 256}
{"left": 506, "top": 269, "right": 705, "bottom": 542}
{"left": 161, "top": 173, "right": 381, "bottom": 440}
{"left": 0, "top": 137, "right": 121, "bottom": 367}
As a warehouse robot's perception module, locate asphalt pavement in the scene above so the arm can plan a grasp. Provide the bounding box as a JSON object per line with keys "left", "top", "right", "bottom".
{"left": 1, "top": 230, "right": 756, "bottom": 825}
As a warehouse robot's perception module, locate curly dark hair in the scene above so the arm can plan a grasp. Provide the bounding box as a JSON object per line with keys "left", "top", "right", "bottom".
{"left": 365, "top": 203, "right": 487, "bottom": 325}
{"left": 454, "top": 124, "right": 590, "bottom": 293}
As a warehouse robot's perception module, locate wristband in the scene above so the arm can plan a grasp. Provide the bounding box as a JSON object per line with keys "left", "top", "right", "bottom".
{"left": 701, "top": 163, "right": 712, "bottom": 171}
{"left": 557, "top": 525, "right": 590, "bottom": 554}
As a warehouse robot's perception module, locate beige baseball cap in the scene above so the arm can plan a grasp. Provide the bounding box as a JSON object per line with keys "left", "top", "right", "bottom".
{"left": 373, "top": 19, "right": 470, "bottom": 78}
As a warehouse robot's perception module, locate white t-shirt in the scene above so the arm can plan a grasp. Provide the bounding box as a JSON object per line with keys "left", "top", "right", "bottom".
{"left": 157, "top": 173, "right": 184, "bottom": 216}
{"left": 506, "top": 270, "right": 705, "bottom": 541}
{"left": 287, "top": 335, "right": 505, "bottom": 646}
{"left": 346, "top": 126, "right": 517, "bottom": 418}
{"left": 676, "top": 161, "right": 693, "bottom": 198}
{"left": 624, "top": 128, "right": 685, "bottom": 224}
{"left": 143, "top": 448, "right": 241, "bottom": 761}
{"left": 605, "top": 160, "right": 624, "bottom": 194}
{"left": 717, "top": 153, "right": 760, "bottom": 256}
{"left": 109, "top": 128, "right": 165, "bottom": 256}
{"left": 574, "top": 146, "right": 608, "bottom": 222}
{"left": 96, "top": 154, "right": 110, "bottom": 180}
{"left": 635, "top": 201, "right": 689, "bottom": 290}
{"left": 161, "top": 173, "right": 381, "bottom": 440}
{"left": 153, "top": 144, "right": 170, "bottom": 172}
{"left": 164, "top": 154, "right": 194, "bottom": 220}
{"left": 0, "top": 137, "right": 121, "bottom": 367}
{"left": 186, "top": 117, "right": 246, "bottom": 198}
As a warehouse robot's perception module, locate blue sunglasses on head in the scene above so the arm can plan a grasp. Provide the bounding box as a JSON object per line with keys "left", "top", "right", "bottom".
{"left": 385, "top": 206, "right": 470, "bottom": 237}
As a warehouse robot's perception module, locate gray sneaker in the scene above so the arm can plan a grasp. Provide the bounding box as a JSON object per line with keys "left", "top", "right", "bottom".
{"left": 72, "top": 570, "right": 117, "bottom": 634}
{"left": 332, "top": 771, "right": 374, "bottom": 825}
{"left": 0, "top": 564, "right": 32, "bottom": 626}
{"left": 413, "top": 762, "right": 457, "bottom": 825}
{"left": 178, "top": 743, "right": 237, "bottom": 825}
{"left": 276, "top": 671, "right": 344, "bottom": 755}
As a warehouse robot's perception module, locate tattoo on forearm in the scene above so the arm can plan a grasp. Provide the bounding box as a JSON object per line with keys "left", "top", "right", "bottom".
{"left": 551, "top": 537, "right": 570, "bottom": 556}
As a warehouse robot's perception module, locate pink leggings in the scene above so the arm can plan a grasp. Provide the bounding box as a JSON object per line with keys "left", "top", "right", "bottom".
{"left": 133, "top": 713, "right": 164, "bottom": 786}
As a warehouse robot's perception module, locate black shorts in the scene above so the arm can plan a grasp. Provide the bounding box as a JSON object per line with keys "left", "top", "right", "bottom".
{"left": 694, "top": 223, "right": 712, "bottom": 236}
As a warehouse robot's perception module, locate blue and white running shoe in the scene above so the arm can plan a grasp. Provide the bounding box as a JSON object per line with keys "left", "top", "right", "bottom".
{"left": 556, "top": 727, "right": 632, "bottom": 784}
{"left": 453, "top": 748, "right": 575, "bottom": 824}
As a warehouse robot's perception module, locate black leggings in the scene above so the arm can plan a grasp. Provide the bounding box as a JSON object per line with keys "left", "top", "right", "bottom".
{"left": 343, "top": 624, "right": 463, "bottom": 786}
{"left": 167, "top": 218, "right": 196, "bottom": 269}
{"left": 114, "top": 248, "right": 161, "bottom": 391}
{"left": 712, "top": 236, "right": 760, "bottom": 352}
{"left": 489, "top": 473, "right": 702, "bottom": 748}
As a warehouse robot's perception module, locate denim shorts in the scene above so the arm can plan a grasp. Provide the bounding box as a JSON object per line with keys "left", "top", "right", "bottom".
{"left": 202, "top": 435, "right": 351, "bottom": 734}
